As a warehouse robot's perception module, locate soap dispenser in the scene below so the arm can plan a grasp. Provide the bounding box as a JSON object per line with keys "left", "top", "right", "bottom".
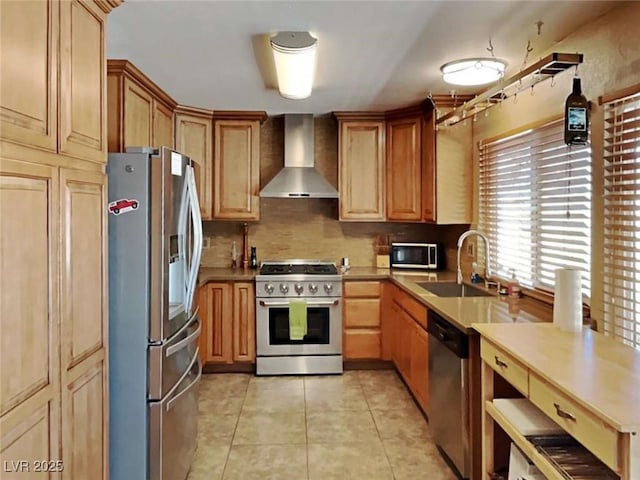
{"left": 249, "top": 246, "right": 258, "bottom": 269}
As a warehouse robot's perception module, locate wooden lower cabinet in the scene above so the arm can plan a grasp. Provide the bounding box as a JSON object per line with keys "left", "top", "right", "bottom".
{"left": 343, "top": 281, "right": 382, "bottom": 360}
{"left": 199, "top": 281, "right": 256, "bottom": 365}
{"left": 61, "top": 354, "right": 107, "bottom": 480}
{"left": 386, "top": 283, "right": 429, "bottom": 414}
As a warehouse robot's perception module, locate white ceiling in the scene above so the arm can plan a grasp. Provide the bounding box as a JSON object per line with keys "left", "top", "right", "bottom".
{"left": 107, "top": 0, "right": 621, "bottom": 115}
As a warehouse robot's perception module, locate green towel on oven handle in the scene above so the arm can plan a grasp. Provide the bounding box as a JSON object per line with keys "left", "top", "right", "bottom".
{"left": 289, "top": 300, "right": 307, "bottom": 340}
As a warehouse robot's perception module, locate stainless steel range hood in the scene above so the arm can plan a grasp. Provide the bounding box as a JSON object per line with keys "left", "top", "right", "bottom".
{"left": 260, "top": 114, "right": 339, "bottom": 198}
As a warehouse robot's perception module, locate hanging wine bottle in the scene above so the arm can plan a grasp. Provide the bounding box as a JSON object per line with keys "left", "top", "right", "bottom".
{"left": 564, "top": 77, "right": 589, "bottom": 145}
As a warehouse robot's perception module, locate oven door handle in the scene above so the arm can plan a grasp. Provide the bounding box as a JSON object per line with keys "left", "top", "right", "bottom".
{"left": 258, "top": 300, "right": 340, "bottom": 307}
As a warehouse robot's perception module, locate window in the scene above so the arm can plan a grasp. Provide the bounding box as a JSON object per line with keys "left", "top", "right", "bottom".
{"left": 602, "top": 88, "right": 640, "bottom": 350}
{"left": 478, "top": 118, "right": 591, "bottom": 298}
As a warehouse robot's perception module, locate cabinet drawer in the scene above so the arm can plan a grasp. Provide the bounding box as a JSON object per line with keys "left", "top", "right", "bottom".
{"left": 480, "top": 339, "right": 529, "bottom": 396}
{"left": 344, "top": 281, "right": 381, "bottom": 298}
{"left": 344, "top": 329, "right": 381, "bottom": 359}
{"left": 344, "top": 298, "right": 380, "bottom": 328}
{"left": 529, "top": 374, "right": 620, "bottom": 472}
{"left": 392, "top": 289, "right": 426, "bottom": 328}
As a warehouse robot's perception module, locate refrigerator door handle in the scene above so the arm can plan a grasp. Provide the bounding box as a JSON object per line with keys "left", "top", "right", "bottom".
{"left": 166, "top": 350, "right": 202, "bottom": 412}
{"left": 185, "top": 165, "right": 202, "bottom": 315}
{"left": 166, "top": 314, "right": 201, "bottom": 357}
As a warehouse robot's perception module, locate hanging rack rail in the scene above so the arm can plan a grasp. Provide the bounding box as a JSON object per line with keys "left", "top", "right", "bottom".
{"left": 436, "top": 52, "right": 583, "bottom": 126}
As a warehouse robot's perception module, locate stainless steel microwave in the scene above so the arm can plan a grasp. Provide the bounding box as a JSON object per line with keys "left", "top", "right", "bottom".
{"left": 390, "top": 243, "right": 444, "bottom": 270}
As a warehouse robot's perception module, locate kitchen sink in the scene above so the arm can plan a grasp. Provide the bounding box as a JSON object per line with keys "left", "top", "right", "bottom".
{"left": 417, "top": 281, "right": 492, "bottom": 298}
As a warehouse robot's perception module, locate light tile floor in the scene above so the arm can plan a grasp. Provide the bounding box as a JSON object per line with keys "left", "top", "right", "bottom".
{"left": 187, "top": 370, "right": 456, "bottom": 480}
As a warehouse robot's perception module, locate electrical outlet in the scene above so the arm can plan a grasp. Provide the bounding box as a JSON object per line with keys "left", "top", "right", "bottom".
{"left": 467, "top": 243, "right": 474, "bottom": 257}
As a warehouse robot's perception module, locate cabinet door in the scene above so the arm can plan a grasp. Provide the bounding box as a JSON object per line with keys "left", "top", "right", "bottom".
{"left": 58, "top": 167, "right": 108, "bottom": 479}
{"left": 410, "top": 321, "right": 429, "bottom": 413}
{"left": 59, "top": 0, "right": 106, "bottom": 163}
{"left": 386, "top": 116, "right": 422, "bottom": 221}
{"left": 0, "top": 159, "right": 60, "bottom": 467}
{"left": 213, "top": 119, "right": 260, "bottom": 220}
{"left": 0, "top": 0, "right": 57, "bottom": 151}
{"left": 338, "top": 120, "right": 385, "bottom": 220}
{"left": 123, "top": 78, "right": 153, "bottom": 150}
{"left": 59, "top": 168, "right": 106, "bottom": 371}
{"left": 61, "top": 356, "right": 107, "bottom": 480}
{"left": 199, "top": 283, "right": 233, "bottom": 364}
{"left": 421, "top": 112, "right": 436, "bottom": 222}
{"left": 175, "top": 113, "right": 213, "bottom": 220}
{"left": 233, "top": 283, "right": 256, "bottom": 362}
{"left": 380, "top": 282, "right": 394, "bottom": 361}
{"left": 152, "top": 100, "right": 174, "bottom": 150}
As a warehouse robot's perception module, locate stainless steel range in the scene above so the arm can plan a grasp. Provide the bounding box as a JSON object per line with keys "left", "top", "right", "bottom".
{"left": 255, "top": 260, "right": 343, "bottom": 375}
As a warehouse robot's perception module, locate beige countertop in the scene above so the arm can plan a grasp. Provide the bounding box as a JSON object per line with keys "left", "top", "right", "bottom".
{"left": 198, "top": 265, "right": 553, "bottom": 332}
{"left": 473, "top": 323, "right": 640, "bottom": 432}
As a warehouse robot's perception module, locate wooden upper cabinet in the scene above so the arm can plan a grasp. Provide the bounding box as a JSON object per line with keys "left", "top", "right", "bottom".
{"left": 335, "top": 114, "right": 386, "bottom": 221}
{"left": 58, "top": 0, "right": 106, "bottom": 163}
{"left": 175, "top": 106, "right": 213, "bottom": 220}
{"left": 421, "top": 112, "right": 437, "bottom": 222}
{"left": 421, "top": 109, "right": 472, "bottom": 224}
{"left": 153, "top": 100, "right": 174, "bottom": 150}
{"left": 122, "top": 78, "right": 153, "bottom": 149}
{"left": 0, "top": 0, "right": 58, "bottom": 151}
{"left": 213, "top": 112, "right": 266, "bottom": 221}
{"left": 107, "top": 60, "right": 177, "bottom": 152}
{"left": 386, "top": 115, "right": 422, "bottom": 221}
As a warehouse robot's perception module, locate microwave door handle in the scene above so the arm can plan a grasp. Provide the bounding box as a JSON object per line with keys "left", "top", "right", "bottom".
{"left": 185, "top": 165, "right": 202, "bottom": 315}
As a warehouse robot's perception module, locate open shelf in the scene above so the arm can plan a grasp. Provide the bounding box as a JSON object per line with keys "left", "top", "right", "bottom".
{"left": 486, "top": 401, "right": 620, "bottom": 480}
{"left": 436, "top": 52, "right": 584, "bottom": 126}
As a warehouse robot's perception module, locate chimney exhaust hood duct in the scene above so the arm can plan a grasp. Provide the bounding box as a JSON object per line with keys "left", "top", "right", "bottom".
{"left": 260, "top": 114, "right": 339, "bottom": 198}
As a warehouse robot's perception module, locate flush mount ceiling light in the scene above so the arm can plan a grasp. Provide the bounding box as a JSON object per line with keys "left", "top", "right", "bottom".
{"left": 270, "top": 31, "right": 317, "bottom": 100}
{"left": 441, "top": 58, "right": 507, "bottom": 86}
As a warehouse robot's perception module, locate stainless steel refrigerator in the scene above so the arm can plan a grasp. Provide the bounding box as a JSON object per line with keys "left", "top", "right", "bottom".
{"left": 108, "top": 147, "right": 203, "bottom": 480}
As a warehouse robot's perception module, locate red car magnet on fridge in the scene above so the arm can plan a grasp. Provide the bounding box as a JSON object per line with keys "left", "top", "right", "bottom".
{"left": 108, "top": 198, "right": 139, "bottom": 215}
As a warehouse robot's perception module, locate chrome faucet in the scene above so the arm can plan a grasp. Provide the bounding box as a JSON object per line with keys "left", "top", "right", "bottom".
{"left": 456, "top": 230, "right": 492, "bottom": 286}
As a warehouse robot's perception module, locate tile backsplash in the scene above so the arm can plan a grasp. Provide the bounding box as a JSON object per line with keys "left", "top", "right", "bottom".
{"left": 200, "top": 115, "right": 469, "bottom": 270}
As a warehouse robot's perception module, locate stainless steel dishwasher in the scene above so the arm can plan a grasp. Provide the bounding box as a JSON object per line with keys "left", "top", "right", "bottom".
{"left": 427, "top": 309, "right": 470, "bottom": 480}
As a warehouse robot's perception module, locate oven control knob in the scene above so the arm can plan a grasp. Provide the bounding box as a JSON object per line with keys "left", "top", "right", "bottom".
{"left": 279, "top": 284, "right": 289, "bottom": 294}
{"left": 309, "top": 284, "right": 318, "bottom": 294}
{"left": 264, "top": 284, "right": 274, "bottom": 294}
{"left": 294, "top": 283, "right": 304, "bottom": 295}
{"left": 324, "top": 283, "right": 334, "bottom": 294}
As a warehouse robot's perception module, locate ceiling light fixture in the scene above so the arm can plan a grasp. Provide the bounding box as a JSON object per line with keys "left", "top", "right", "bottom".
{"left": 270, "top": 31, "right": 317, "bottom": 100}
{"left": 440, "top": 58, "right": 507, "bottom": 86}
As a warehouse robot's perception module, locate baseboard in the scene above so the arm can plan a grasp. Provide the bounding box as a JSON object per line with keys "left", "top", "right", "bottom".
{"left": 343, "top": 360, "right": 394, "bottom": 370}
{"left": 202, "top": 363, "right": 255, "bottom": 374}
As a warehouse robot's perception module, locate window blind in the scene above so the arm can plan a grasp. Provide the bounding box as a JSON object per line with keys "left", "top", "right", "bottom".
{"left": 478, "top": 118, "right": 591, "bottom": 298}
{"left": 602, "top": 89, "right": 640, "bottom": 350}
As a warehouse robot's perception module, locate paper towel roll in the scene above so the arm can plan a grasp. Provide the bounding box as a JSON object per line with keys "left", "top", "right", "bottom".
{"left": 553, "top": 268, "right": 583, "bottom": 332}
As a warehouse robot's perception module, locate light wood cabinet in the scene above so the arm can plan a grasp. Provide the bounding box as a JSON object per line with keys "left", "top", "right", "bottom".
{"left": 199, "top": 283, "right": 233, "bottom": 364}
{"left": 0, "top": 159, "right": 60, "bottom": 469}
{"left": 58, "top": 0, "right": 106, "bottom": 163}
{"left": 107, "top": 60, "right": 177, "bottom": 152}
{"left": 385, "top": 115, "right": 422, "bottom": 221}
{"left": 422, "top": 109, "right": 472, "bottom": 224}
{"left": 175, "top": 106, "right": 213, "bottom": 220}
{"left": 233, "top": 283, "right": 256, "bottom": 362}
{"left": 0, "top": 0, "right": 58, "bottom": 151}
{"left": 0, "top": 1, "right": 117, "bottom": 476}
{"left": 343, "top": 281, "right": 382, "bottom": 359}
{"left": 199, "top": 281, "right": 256, "bottom": 365}
{"left": 212, "top": 112, "right": 266, "bottom": 220}
{"left": 335, "top": 114, "right": 386, "bottom": 221}
{"left": 477, "top": 325, "right": 640, "bottom": 480}
{"left": 387, "top": 284, "right": 429, "bottom": 413}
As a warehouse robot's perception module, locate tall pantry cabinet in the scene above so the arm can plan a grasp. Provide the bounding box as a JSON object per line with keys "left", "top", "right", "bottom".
{"left": 0, "top": 1, "right": 120, "bottom": 478}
